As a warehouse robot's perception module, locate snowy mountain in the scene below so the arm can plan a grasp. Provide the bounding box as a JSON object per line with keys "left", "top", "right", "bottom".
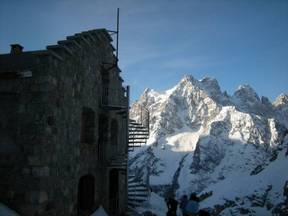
{"left": 274, "top": 94, "right": 288, "bottom": 128}
{"left": 129, "top": 75, "right": 288, "bottom": 216}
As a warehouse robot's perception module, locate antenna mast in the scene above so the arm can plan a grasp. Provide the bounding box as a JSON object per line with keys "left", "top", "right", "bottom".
{"left": 107, "top": 8, "right": 120, "bottom": 67}
{"left": 116, "top": 8, "right": 120, "bottom": 61}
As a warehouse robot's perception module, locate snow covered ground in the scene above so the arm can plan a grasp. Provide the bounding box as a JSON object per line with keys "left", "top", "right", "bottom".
{"left": 0, "top": 204, "right": 110, "bottom": 216}
{"left": 131, "top": 140, "right": 288, "bottom": 215}
{"left": 200, "top": 148, "right": 288, "bottom": 215}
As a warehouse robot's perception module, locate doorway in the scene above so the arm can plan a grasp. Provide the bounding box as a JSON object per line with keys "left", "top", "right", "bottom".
{"left": 78, "top": 174, "right": 95, "bottom": 215}
{"left": 109, "top": 169, "right": 119, "bottom": 214}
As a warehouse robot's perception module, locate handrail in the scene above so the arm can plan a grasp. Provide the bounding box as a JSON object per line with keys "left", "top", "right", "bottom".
{"left": 101, "top": 86, "right": 128, "bottom": 108}
{"left": 131, "top": 104, "right": 150, "bottom": 132}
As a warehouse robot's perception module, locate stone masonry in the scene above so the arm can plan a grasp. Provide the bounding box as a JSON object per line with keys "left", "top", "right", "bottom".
{"left": 0, "top": 29, "right": 129, "bottom": 216}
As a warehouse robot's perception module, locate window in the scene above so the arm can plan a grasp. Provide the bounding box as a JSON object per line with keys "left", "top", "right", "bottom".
{"left": 80, "top": 107, "right": 95, "bottom": 144}
{"left": 98, "top": 114, "right": 108, "bottom": 161}
{"left": 110, "top": 119, "right": 118, "bottom": 146}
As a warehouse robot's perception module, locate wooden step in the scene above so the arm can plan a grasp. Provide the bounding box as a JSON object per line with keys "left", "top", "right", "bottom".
{"left": 129, "top": 134, "right": 149, "bottom": 137}
{"left": 128, "top": 197, "right": 147, "bottom": 203}
{"left": 128, "top": 185, "right": 148, "bottom": 189}
{"left": 129, "top": 135, "right": 149, "bottom": 139}
{"left": 129, "top": 121, "right": 143, "bottom": 125}
{"left": 128, "top": 182, "right": 146, "bottom": 188}
{"left": 127, "top": 202, "right": 142, "bottom": 207}
{"left": 129, "top": 125, "right": 148, "bottom": 130}
{"left": 128, "top": 188, "right": 147, "bottom": 192}
{"left": 128, "top": 179, "right": 138, "bottom": 183}
{"left": 129, "top": 130, "right": 149, "bottom": 133}
{"left": 128, "top": 193, "right": 149, "bottom": 197}
{"left": 128, "top": 140, "right": 147, "bottom": 143}
{"left": 128, "top": 144, "right": 143, "bottom": 148}
{"left": 126, "top": 206, "right": 143, "bottom": 216}
{"left": 128, "top": 145, "right": 144, "bottom": 148}
{"left": 129, "top": 125, "right": 145, "bottom": 129}
{"left": 129, "top": 124, "right": 147, "bottom": 128}
{"left": 130, "top": 135, "right": 146, "bottom": 139}
{"left": 129, "top": 139, "right": 148, "bottom": 142}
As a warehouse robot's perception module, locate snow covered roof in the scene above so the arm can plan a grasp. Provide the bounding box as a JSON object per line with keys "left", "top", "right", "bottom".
{"left": 0, "top": 203, "right": 20, "bottom": 216}
{"left": 90, "top": 206, "right": 108, "bottom": 216}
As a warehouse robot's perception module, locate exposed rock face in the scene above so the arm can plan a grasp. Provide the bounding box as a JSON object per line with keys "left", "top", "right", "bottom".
{"left": 232, "top": 84, "right": 275, "bottom": 117}
{"left": 129, "top": 75, "right": 288, "bottom": 215}
{"left": 274, "top": 94, "right": 288, "bottom": 128}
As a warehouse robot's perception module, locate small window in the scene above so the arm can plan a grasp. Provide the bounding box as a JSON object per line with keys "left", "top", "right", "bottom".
{"left": 98, "top": 114, "right": 108, "bottom": 161}
{"left": 110, "top": 119, "right": 118, "bottom": 146}
{"left": 80, "top": 107, "right": 95, "bottom": 144}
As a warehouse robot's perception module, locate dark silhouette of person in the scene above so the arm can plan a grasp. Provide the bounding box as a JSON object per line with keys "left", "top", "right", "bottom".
{"left": 166, "top": 197, "right": 178, "bottom": 216}
{"left": 198, "top": 209, "right": 211, "bottom": 216}
{"left": 185, "top": 193, "right": 199, "bottom": 216}
{"left": 179, "top": 194, "right": 188, "bottom": 216}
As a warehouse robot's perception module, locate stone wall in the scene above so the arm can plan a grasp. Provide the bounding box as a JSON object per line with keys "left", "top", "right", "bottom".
{"left": 0, "top": 29, "right": 128, "bottom": 216}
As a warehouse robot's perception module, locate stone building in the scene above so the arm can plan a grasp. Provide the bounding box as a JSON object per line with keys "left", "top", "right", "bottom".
{"left": 0, "top": 29, "right": 129, "bottom": 216}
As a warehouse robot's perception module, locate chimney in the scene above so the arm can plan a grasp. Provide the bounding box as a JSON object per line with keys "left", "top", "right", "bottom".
{"left": 10, "top": 44, "right": 23, "bottom": 54}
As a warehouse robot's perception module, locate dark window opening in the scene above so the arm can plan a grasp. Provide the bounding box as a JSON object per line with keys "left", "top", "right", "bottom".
{"left": 78, "top": 174, "right": 95, "bottom": 212}
{"left": 101, "top": 67, "right": 110, "bottom": 105}
{"left": 98, "top": 114, "right": 108, "bottom": 161}
{"left": 101, "top": 69, "right": 110, "bottom": 85}
{"left": 110, "top": 119, "right": 118, "bottom": 146}
{"left": 80, "top": 107, "right": 95, "bottom": 144}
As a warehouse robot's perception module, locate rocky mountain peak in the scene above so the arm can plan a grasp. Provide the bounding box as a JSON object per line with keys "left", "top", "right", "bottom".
{"left": 199, "top": 77, "right": 232, "bottom": 106}
{"left": 179, "top": 74, "right": 198, "bottom": 84}
{"left": 273, "top": 93, "right": 288, "bottom": 128}
{"left": 143, "top": 88, "right": 152, "bottom": 95}
{"left": 231, "top": 84, "right": 273, "bottom": 115}
{"left": 274, "top": 93, "right": 288, "bottom": 107}
{"left": 200, "top": 77, "right": 221, "bottom": 91}
{"left": 176, "top": 75, "right": 203, "bottom": 90}
{"left": 234, "top": 84, "right": 260, "bottom": 102}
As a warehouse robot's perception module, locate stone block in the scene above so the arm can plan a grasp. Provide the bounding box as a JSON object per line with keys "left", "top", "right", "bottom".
{"left": 28, "top": 190, "right": 48, "bottom": 204}
{"left": 32, "top": 166, "right": 50, "bottom": 177}
{"left": 28, "top": 156, "right": 42, "bottom": 166}
{"left": 45, "top": 126, "right": 52, "bottom": 134}
{"left": 19, "top": 204, "right": 39, "bottom": 216}
{"left": 22, "top": 167, "right": 31, "bottom": 175}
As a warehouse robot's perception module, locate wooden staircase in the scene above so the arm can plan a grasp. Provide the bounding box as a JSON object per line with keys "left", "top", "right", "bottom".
{"left": 127, "top": 175, "right": 150, "bottom": 208}
{"left": 127, "top": 106, "right": 150, "bottom": 215}
{"left": 128, "top": 119, "right": 149, "bottom": 151}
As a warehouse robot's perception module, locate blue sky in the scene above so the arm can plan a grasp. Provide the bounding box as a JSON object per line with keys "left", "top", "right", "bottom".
{"left": 1, "top": 0, "right": 287, "bottom": 102}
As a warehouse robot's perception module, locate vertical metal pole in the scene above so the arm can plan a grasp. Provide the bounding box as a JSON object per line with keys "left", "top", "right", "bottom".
{"left": 147, "top": 110, "right": 150, "bottom": 136}
{"left": 116, "top": 8, "right": 120, "bottom": 61}
{"left": 126, "top": 85, "right": 130, "bottom": 150}
{"left": 140, "top": 107, "right": 142, "bottom": 125}
{"left": 126, "top": 85, "right": 130, "bottom": 212}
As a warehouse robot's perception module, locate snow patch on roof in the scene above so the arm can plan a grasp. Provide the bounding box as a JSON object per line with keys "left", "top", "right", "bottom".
{"left": 0, "top": 203, "right": 20, "bottom": 216}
